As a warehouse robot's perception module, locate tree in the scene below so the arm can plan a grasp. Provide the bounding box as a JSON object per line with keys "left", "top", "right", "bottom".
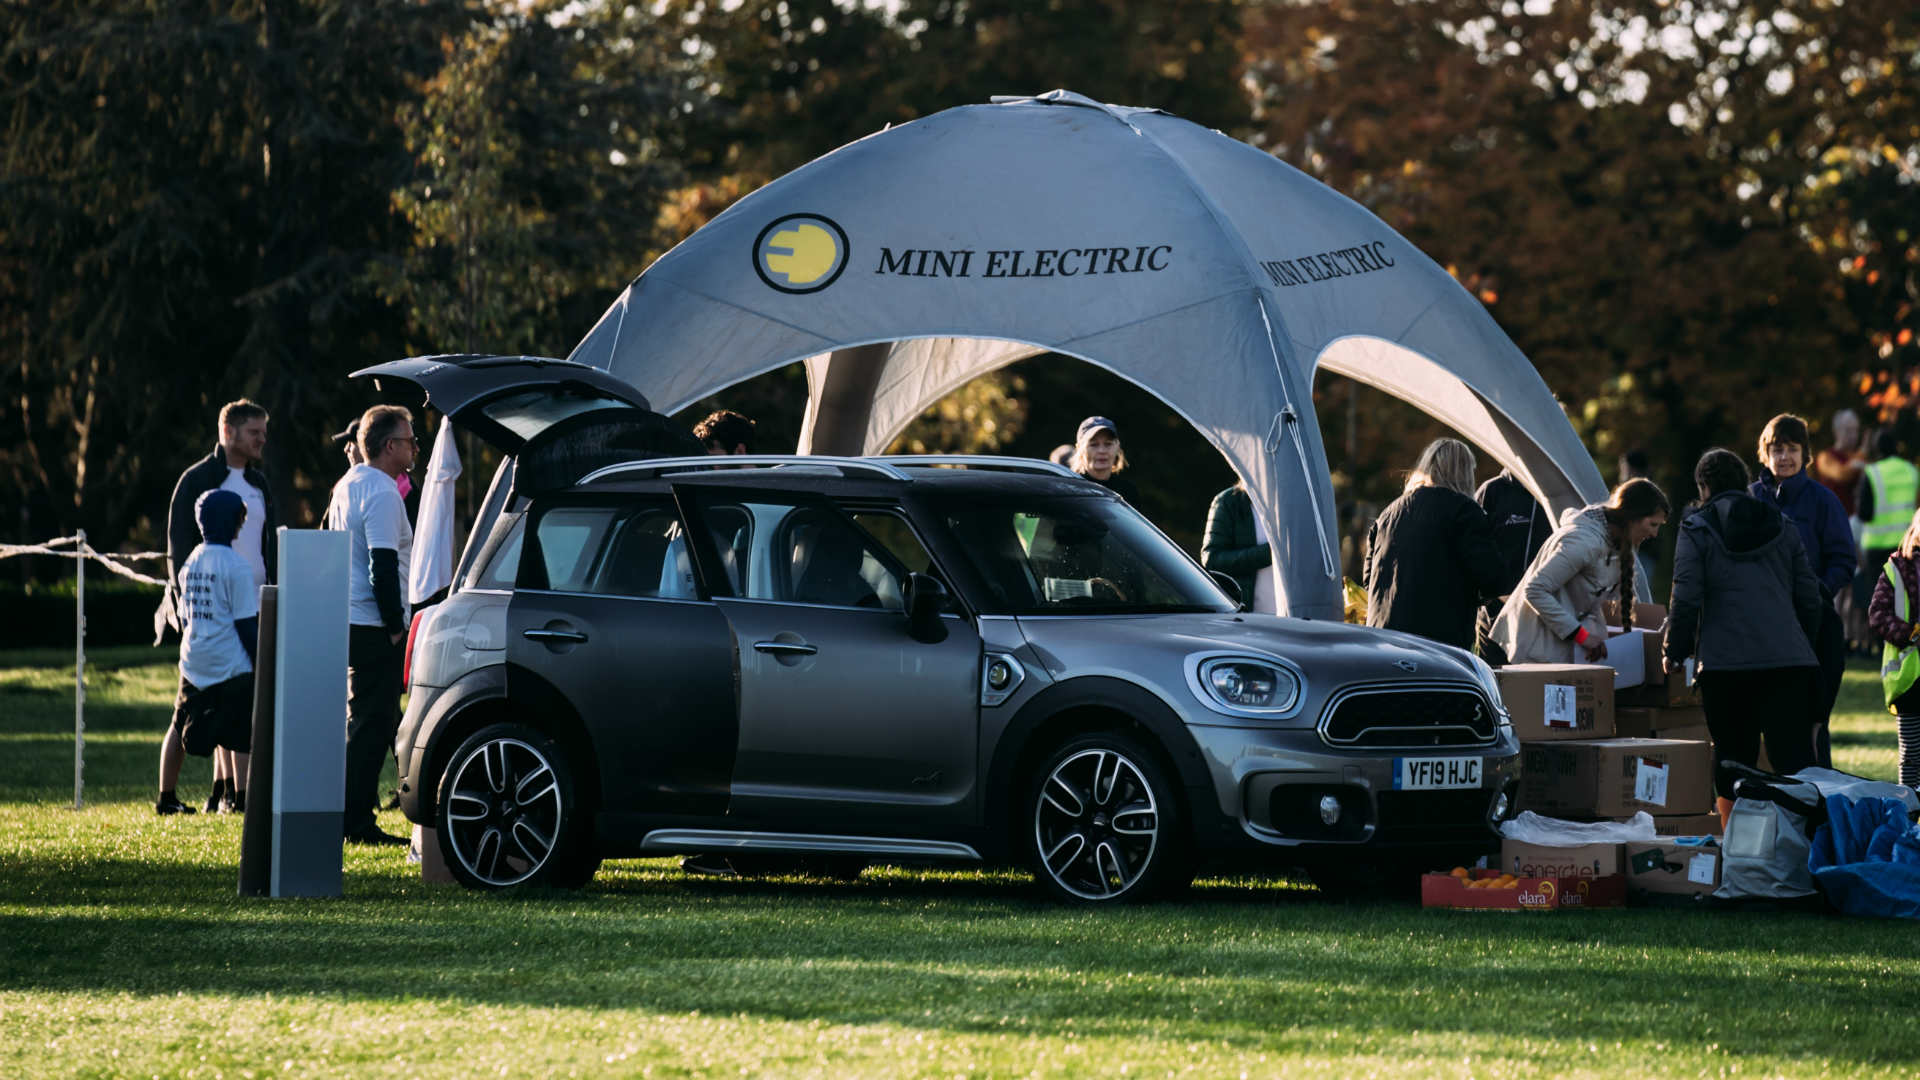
{"left": 365, "top": 0, "right": 693, "bottom": 359}
{"left": 1243, "top": 0, "right": 1920, "bottom": 512}
{"left": 1, "top": 0, "right": 476, "bottom": 555}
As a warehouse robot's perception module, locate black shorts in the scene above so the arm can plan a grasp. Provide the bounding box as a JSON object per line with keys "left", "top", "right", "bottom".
{"left": 171, "top": 674, "right": 255, "bottom": 756}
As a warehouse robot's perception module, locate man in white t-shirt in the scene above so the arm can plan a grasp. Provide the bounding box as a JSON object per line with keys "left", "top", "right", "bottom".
{"left": 158, "top": 490, "right": 260, "bottom": 814}
{"left": 325, "top": 404, "right": 417, "bottom": 846}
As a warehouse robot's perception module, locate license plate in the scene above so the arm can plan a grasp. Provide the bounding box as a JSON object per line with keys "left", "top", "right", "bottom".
{"left": 1393, "top": 756, "right": 1482, "bottom": 790}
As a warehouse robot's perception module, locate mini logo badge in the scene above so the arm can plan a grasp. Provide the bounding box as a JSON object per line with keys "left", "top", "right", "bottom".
{"left": 1395, "top": 659, "right": 1419, "bottom": 673}
{"left": 753, "top": 213, "right": 849, "bottom": 294}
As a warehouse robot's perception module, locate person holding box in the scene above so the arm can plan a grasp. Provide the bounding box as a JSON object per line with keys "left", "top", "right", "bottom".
{"left": 1490, "top": 478, "right": 1670, "bottom": 665}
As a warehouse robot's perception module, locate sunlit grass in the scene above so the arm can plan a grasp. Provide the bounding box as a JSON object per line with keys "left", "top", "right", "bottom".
{"left": 4, "top": 649, "right": 1918, "bottom": 1077}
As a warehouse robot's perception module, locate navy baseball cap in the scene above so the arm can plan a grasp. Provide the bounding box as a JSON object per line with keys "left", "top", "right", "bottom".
{"left": 1076, "top": 416, "right": 1119, "bottom": 443}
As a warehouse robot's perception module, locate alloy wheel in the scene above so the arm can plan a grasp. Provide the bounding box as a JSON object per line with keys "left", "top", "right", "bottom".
{"left": 1033, "top": 747, "right": 1161, "bottom": 900}
{"left": 444, "top": 736, "right": 565, "bottom": 887}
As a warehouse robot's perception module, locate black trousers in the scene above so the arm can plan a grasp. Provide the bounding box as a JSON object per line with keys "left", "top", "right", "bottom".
{"left": 1811, "top": 603, "right": 1846, "bottom": 767}
{"left": 1698, "top": 666, "right": 1817, "bottom": 799}
{"left": 345, "top": 625, "right": 403, "bottom": 836}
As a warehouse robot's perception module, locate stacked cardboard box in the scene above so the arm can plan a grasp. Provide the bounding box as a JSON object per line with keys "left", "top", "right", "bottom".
{"left": 1518, "top": 737, "right": 1714, "bottom": 818}
{"left": 1497, "top": 664, "right": 1616, "bottom": 742}
{"left": 1624, "top": 838, "right": 1722, "bottom": 899}
{"left": 1602, "top": 604, "right": 1719, "bottom": 831}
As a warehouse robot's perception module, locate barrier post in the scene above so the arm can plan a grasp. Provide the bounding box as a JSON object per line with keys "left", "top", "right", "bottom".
{"left": 269, "top": 528, "right": 347, "bottom": 898}
{"left": 74, "top": 529, "right": 85, "bottom": 810}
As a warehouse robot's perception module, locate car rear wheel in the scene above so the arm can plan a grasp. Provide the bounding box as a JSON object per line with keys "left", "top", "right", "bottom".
{"left": 435, "top": 722, "right": 591, "bottom": 890}
{"left": 1024, "top": 732, "right": 1190, "bottom": 903}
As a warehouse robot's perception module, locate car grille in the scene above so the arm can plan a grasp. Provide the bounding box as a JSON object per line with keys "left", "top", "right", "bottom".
{"left": 1320, "top": 684, "right": 1498, "bottom": 749}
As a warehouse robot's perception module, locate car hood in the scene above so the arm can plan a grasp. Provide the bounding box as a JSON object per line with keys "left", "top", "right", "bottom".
{"left": 1014, "top": 611, "right": 1481, "bottom": 688}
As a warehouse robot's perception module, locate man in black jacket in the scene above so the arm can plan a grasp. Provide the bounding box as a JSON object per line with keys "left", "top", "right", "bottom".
{"left": 154, "top": 400, "right": 277, "bottom": 640}
{"left": 152, "top": 400, "right": 276, "bottom": 813}
{"left": 1473, "top": 468, "right": 1549, "bottom": 664}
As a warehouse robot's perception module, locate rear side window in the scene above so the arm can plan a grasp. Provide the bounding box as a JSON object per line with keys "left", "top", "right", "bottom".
{"left": 470, "top": 515, "right": 526, "bottom": 591}
{"left": 527, "top": 499, "right": 700, "bottom": 599}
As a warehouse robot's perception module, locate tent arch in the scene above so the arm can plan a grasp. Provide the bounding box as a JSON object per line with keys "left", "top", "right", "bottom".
{"left": 568, "top": 90, "right": 1607, "bottom": 619}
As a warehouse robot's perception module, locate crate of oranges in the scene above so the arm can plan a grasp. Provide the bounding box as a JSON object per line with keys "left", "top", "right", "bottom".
{"left": 1421, "top": 865, "right": 1627, "bottom": 911}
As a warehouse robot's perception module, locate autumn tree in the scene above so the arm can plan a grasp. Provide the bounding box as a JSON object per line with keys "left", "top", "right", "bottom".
{"left": 1244, "top": 0, "right": 1920, "bottom": 511}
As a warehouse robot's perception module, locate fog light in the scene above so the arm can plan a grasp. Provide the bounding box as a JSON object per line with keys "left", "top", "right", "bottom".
{"left": 1318, "top": 795, "right": 1342, "bottom": 825}
{"left": 986, "top": 660, "right": 1013, "bottom": 691}
{"left": 1491, "top": 790, "right": 1511, "bottom": 820}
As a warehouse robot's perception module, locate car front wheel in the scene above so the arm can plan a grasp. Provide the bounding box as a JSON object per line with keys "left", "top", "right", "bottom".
{"left": 1024, "top": 732, "right": 1189, "bottom": 903}
{"left": 435, "top": 722, "right": 589, "bottom": 890}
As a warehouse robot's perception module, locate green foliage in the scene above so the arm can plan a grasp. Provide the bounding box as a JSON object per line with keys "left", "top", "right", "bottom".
{"left": 364, "top": 0, "right": 692, "bottom": 357}
{"left": 0, "top": 0, "right": 476, "bottom": 551}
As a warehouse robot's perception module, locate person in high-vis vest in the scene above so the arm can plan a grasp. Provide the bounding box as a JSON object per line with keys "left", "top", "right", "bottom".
{"left": 1858, "top": 432, "right": 1917, "bottom": 574}
{"left": 1866, "top": 508, "right": 1920, "bottom": 789}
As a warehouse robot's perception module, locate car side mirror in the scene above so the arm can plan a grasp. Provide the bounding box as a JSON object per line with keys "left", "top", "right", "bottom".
{"left": 905, "top": 572, "right": 950, "bottom": 644}
{"left": 1208, "top": 570, "right": 1247, "bottom": 611}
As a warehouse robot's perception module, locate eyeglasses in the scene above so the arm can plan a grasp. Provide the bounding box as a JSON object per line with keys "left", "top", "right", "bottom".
{"left": 388, "top": 435, "right": 418, "bottom": 448}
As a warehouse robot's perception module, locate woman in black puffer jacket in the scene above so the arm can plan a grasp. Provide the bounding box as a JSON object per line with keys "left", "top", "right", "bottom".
{"left": 1363, "top": 438, "right": 1509, "bottom": 651}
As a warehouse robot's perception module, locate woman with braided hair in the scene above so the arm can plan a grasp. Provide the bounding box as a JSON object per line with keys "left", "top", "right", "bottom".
{"left": 1490, "top": 478, "right": 1671, "bottom": 665}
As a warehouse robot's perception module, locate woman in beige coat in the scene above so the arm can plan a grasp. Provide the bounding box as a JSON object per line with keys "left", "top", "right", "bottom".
{"left": 1490, "top": 479, "right": 1670, "bottom": 664}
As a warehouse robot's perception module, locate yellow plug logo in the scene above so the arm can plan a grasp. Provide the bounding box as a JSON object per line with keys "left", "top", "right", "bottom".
{"left": 754, "top": 214, "right": 849, "bottom": 294}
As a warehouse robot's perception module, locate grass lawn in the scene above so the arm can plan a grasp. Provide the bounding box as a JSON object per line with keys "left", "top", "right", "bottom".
{"left": 4, "top": 646, "right": 1920, "bottom": 1078}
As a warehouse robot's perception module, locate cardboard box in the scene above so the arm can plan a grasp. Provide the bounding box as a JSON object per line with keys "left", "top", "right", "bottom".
{"left": 1500, "top": 838, "right": 1622, "bottom": 879}
{"left": 1618, "top": 657, "right": 1699, "bottom": 707}
{"left": 1653, "top": 813, "right": 1722, "bottom": 836}
{"left": 1421, "top": 868, "right": 1628, "bottom": 911}
{"left": 1496, "top": 664, "right": 1615, "bottom": 742}
{"left": 1625, "top": 839, "right": 1722, "bottom": 898}
{"left": 1615, "top": 706, "right": 1706, "bottom": 741}
{"left": 1603, "top": 601, "right": 1667, "bottom": 631}
{"left": 1518, "top": 737, "right": 1714, "bottom": 817}
{"left": 1601, "top": 628, "right": 1657, "bottom": 689}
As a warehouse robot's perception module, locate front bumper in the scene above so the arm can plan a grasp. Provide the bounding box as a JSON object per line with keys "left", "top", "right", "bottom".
{"left": 1185, "top": 723, "right": 1521, "bottom": 851}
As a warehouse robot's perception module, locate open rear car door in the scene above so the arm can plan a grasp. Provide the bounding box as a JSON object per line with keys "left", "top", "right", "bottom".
{"left": 350, "top": 354, "right": 702, "bottom": 581}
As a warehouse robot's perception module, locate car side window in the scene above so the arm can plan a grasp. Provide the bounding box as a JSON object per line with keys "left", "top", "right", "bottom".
{"left": 470, "top": 514, "right": 526, "bottom": 591}
{"left": 848, "top": 510, "right": 942, "bottom": 612}
{"left": 528, "top": 499, "right": 701, "bottom": 599}
{"left": 694, "top": 499, "right": 902, "bottom": 611}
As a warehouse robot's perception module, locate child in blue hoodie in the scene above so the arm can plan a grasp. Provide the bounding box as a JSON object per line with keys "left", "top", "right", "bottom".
{"left": 157, "top": 489, "right": 259, "bottom": 814}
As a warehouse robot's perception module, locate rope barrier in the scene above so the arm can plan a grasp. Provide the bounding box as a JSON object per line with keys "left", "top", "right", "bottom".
{"left": 1, "top": 536, "right": 168, "bottom": 587}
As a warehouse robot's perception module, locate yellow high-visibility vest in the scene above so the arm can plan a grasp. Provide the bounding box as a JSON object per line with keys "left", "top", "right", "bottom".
{"left": 1883, "top": 560, "right": 1920, "bottom": 708}
{"left": 1863, "top": 457, "right": 1918, "bottom": 551}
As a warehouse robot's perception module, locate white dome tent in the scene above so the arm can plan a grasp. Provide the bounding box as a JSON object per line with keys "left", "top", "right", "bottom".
{"left": 568, "top": 91, "right": 1606, "bottom": 619}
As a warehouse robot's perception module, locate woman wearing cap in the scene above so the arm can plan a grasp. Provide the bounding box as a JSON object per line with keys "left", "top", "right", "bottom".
{"left": 1867, "top": 507, "right": 1920, "bottom": 788}
{"left": 1362, "top": 438, "right": 1508, "bottom": 650}
{"left": 1070, "top": 416, "right": 1139, "bottom": 504}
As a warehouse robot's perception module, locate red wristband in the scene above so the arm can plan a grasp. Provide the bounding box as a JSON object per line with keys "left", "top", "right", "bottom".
{"left": 1572, "top": 627, "right": 1590, "bottom": 646}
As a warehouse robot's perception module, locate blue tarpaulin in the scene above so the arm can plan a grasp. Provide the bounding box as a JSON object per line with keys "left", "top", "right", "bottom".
{"left": 1809, "top": 795, "right": 1920, "bottom": 920}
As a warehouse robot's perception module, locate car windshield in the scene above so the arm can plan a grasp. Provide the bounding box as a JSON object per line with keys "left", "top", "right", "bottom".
{"left": 930, "top": 493, "right": 1236, "bottom": 615}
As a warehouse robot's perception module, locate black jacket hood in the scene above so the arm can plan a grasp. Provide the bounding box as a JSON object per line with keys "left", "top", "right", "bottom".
{"left": 1686, "top": 490, "right": 1785, "bottom": 557}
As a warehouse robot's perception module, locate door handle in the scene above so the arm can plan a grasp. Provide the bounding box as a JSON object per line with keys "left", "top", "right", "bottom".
{"left": 752, "top": 640, "right": 817, "bottom": 656}
{"left": 523, "top": 628, "right": 589, "bottom": 644}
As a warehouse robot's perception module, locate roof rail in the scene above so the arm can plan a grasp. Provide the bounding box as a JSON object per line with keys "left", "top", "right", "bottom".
{"left": 871, "top": 455, "right": 1079, "bottom": 478}
{"left": 578, "top": 455, "right": 910, "bottom": 485}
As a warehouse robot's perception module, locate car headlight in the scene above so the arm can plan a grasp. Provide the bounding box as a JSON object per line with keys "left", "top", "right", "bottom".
{"left": 1469, "top": 653, "right": 1512, "bottom": 730}
{"left": 1192, "top": 656, "right": 1302, "bottom": 716}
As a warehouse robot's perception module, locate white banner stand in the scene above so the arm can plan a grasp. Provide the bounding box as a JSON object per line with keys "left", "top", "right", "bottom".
{"left": 270, "top": 528, "right": 348, "bottom": 898}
